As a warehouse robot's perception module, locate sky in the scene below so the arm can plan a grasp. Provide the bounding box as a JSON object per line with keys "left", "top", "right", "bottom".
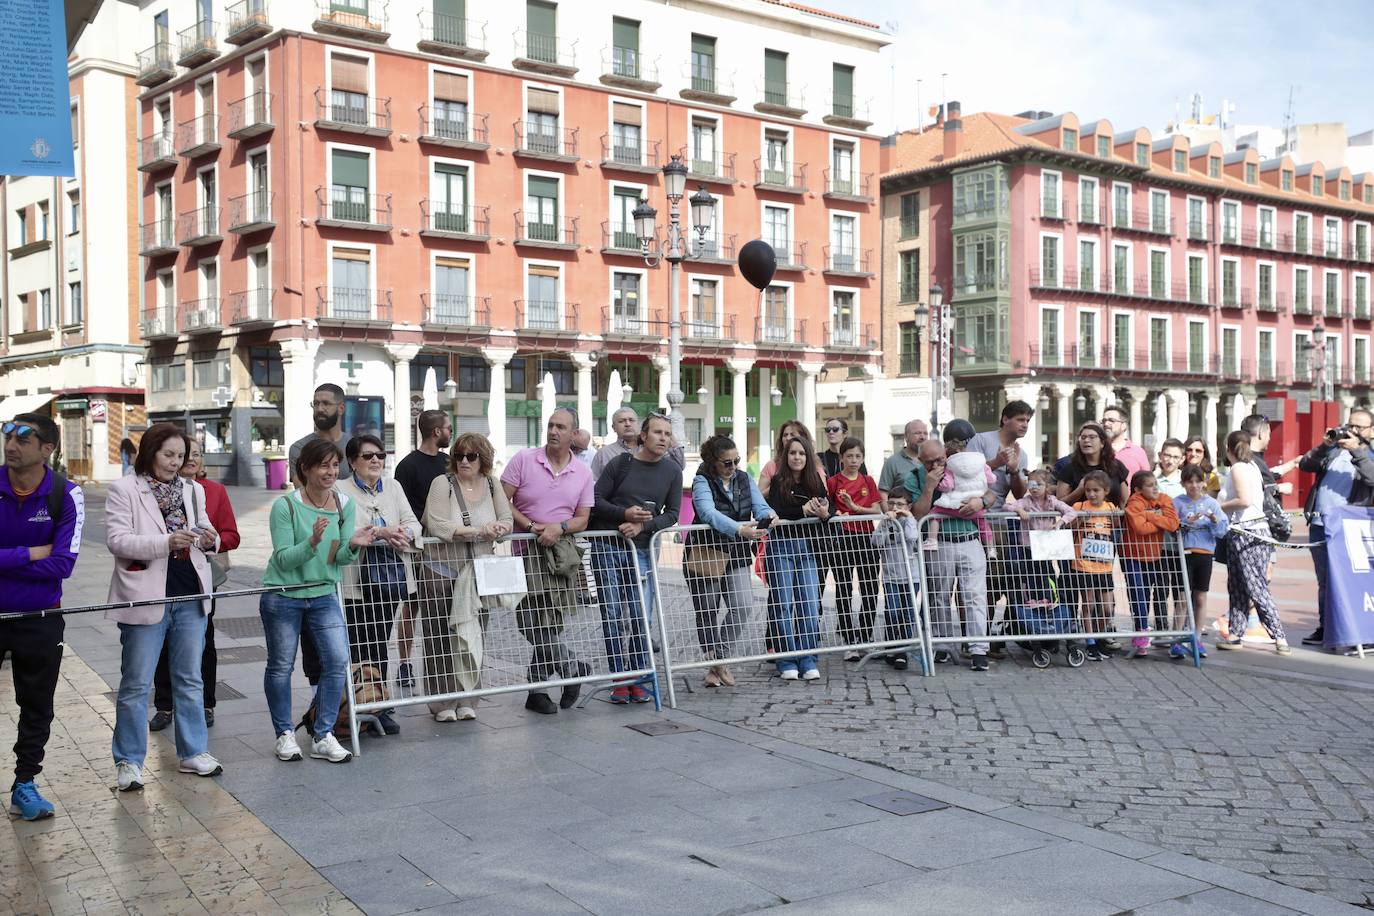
{"left": 847, "top": 0, "right": 1373, "bottom": 139}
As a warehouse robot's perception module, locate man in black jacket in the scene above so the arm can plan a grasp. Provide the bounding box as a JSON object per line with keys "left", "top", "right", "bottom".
{"left": 1297, "top": 409, "right": 1374, "bottom": 648}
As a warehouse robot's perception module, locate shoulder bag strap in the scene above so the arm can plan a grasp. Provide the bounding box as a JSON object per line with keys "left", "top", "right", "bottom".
{"left": 449, "top": 473, "right": 476, "bottom": 561}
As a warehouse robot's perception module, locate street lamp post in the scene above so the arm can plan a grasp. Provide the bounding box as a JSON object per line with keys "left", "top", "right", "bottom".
{"left": 633, "top": 155, "right": 715, "bottom": 449}
{"left": 914, "top": 283, "right": 947, "bottom": 434}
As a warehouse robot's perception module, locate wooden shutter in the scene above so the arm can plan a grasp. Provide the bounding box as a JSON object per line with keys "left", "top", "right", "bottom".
{"left": 764, "top": 49, "right": 787, "bottom": 85}
{"left": 332, "top": 247, "right": 370, "bottom": 262}
{"left": 527, "top": 0, "right": 555, "bottom": 36}
{"left": 612, "top": 17, "right": 638, "bottom": 50}
{"left": 611, "top": 102, "right": 641, "bottom": 126}
{"left": 331, "top": 150, "right": 370, "bottom": 189}
{"left": 527, "top": 87, "right": 559, "bottom": 114}
{"left": 691, "top": 34, "right": 714, "bottom": 58}
{"left": 529, "top": 264, "right": 559, "bottom": 278}
{"left": 433, "top": 71, "right": 467, "bottom": 102}
{"left": 832, "top": 64, "right": 853, "bottom": 99}
{"left": 331, "top": 54, "right": 369, "bottom": 94}
{"left": 436, "top": 256, "right": 470, "bottom": 270}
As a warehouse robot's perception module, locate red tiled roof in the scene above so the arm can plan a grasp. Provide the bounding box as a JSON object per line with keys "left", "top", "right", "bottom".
{"left": 758, "top": 0, "right": 882, "bottom": 30}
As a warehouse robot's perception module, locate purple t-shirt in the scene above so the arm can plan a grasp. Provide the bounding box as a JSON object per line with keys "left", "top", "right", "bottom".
{"left": 500, "top": 447, "right": 595, "bottom": 529}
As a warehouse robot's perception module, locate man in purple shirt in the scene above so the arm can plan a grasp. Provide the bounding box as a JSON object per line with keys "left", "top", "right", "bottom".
{"left": 1102, "top": 405, "right": 1150, "bottom": 478}
{"left": 502, "top": 408, "right": 594, "bottom": 715}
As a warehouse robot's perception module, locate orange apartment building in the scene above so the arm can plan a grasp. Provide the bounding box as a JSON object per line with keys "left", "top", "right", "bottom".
{"left": 133, "top": 0, "right": 888, "bottom": 482}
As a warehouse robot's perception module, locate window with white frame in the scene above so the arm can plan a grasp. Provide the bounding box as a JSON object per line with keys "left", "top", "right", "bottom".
{"left": 1113, "top": 183, "right": 1131, "bottom": 227}
{"left": 1222, "top": 326, "right": 1239, "bottom": 376}
{"left": 1077, "top": 310, "right": 1097, "bottom": 366}
{"left": 1221, "top": 200, "right": 1239, "bottom": 243}
{"left": 1040, "top": 307, "right": 1061, "bottom": 365}
{"left": 689, "top": 278, "right": 717, "bottom": 337}
{"left": 1040, "top": 234, "right": 1061, "bottom": 286}
{"left": 431, "top": 70, "right": 469, "bottom": 140}
{"left": 1325, "top": 217, "right": 1342, "bottom": 257}
{"left": 66, "top": 281, "right": 82, "bottom": 325}
{"left": 763, "top": 205, "right": 789, "bottom": 253}
{"left": 330, "top": 247, "right": 371, "bottom": 319}
{"left": 1112, "top": 312, "right": 1131, "bottom": 369}
{"left": 610, "top": 101, "right": 643, "bottom": 164}
{"left": 830, "top": 214, "right": 856, "bottom": 270}
{"left": 1187, "top": 196, "right": 1205, "bottom": 239}
{"left": 1221, "top": 258, "right": 1239, "bottom": 306}
{"left": 831, "top": 290, "right": 856, "bottom": 345}
{"left": 1187, "top": 254, "right": 1206, "bottom": 303}
{"left": 38, "top": 289, "right": 52, "bottom": 330}
{"left": 432, "top": 256, "right": 470, "bottom": 322}
{"left": 611, "top": 270, "right": 642, "bottom": 331}
{"left": 1078, "top": 176, "right": 1097, "bottom": 222}
{"left": 1257, "top": 263, "right": 1274, "bottom": 310}
{"left": 690, "top": 115, "right": 717, "bottom": 174}
{"left": 1258, "top": 206, "right": 1275, "bottom": 248}
{"left": 761, "top": 285, "right": 789, "bottom": 340}
{"left": 763, "top": 128, "right": 789, "bottom": 184}
{"left": 1356, "top": 274, "right": 1370, "bottom": 319}
{"left": 1356, "top": 336, "right": 1369, "bottom": 382}
{"left": 1356, "top": 223, "right": 1371, "bottom": 260}
{"left": 830, "top": 140, "right": 855, "bottom": 194}
{"left": 525, "top": 264, "right": 560, "bottom": 329}
{"left": 1295, "top": 266, "right": 1311, "bottom": 313}
{"left": 1112, "top": 243, "right": 1130, "bottom": 293}
{"left": 430, "top": 162, "right": 468, "bottom": 231}
{"left": 1257, "top": 328, "right": 1274, "bottom": 379}
{"left": 1294, "top": 331, "right": 1312, "bottom": 381}
{"left": 1078, "top": 238, "right": 1097, "bottom": 290}
{"left": 1149, "top": 189, "right": 1169, "bottom": 233}
{"left": 1149, "top": 248, "right": 1168, "bottom": 298}
{"left": 1041, "top": 169, "right": 1061, "bottom": 218}
{"left": 1295, "top": 212, "right": 1311, "bottom": 253}
{"left": 1325, "top": 270, "right": 1342, "bottom": 317}
{"left": 1187, "top": 320, "right": 1206, "bottom": 372}
{"left": 1149, "top": 316, "right": 1169, "bottom": 370}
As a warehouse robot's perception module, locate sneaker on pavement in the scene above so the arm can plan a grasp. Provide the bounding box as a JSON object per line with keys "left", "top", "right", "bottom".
{"left": 970, "top": 653, "right": 990, "bottom": 671}
{"left": 1132, "top": 644, "right": 1150, "bottom": 659}
{"left": 933, "top": 650, "right": 956, "bottom": 665}
{"left": 1215, "top": 637, "right": 1243, "bottom": 650}
{"left": 801, "top": 667, "right": 820, "bottom": 681}
{"left": 560, "top": 661, "right": 592, "bottom": 709}
{"left": 178, "top": 753, "right": 223, "bottom": 777}
{"left": 455, "top": 706, "right": 477, "bottom": 720}
{"left": 843, "top": 650, "right": 861, "bottom": 662}
{"left": 525, "top": 693, "right": 558, "bottom": 715}
{"left": 376, "top": 712, "right": 400, "bottom": 735}
{"left": 1168, "top": 642, "right": 1189, "bottom": 660}
{"left": 779, "top": 668, "right": 800, "bottom": 680}
{"left": 892, "top": 654, "right": 909, "bottom": 671}
{"left": 716, "top": 665, "right": 736, "bottom": 687}
{"left": 310, "top": 732, "right": 352, "bottom": 763}
{"left": 629, "top": 685, "right": 653, "bottom": 704}
{"left": 1084, "top": 646, "right": 1105, "bottom": 661}
{"left": 149, "top": 710, "right": 173, "bottom": 732}
{"left": 115, "top": 761, "right": 143, "bottom": 792}
{"left": 1274, "top": 641, "right": 1293, "bottom": 656}
{"left": 275, "top": 731, "right": 303, "bottom": 761}
{"left": 9, "top": 781, "right": 54, "bottom": 820}
{"left": 609, "top": 686, "right": 631, "bottom": 704}
{"left": 1301, "top": 629, "right": 1324, "bottom": 646}
{"left": 434, "top": 709, "right": 459, "bottom": 723}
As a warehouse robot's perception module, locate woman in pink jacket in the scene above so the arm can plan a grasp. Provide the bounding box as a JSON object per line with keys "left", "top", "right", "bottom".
{"left": 104, "top": 424, "right": 220, "bottom": 792}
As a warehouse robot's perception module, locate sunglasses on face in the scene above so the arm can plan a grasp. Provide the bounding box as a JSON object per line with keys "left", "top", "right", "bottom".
{"left": 825, "top": 426, "right": 843, "bottom": 433}
{"left": 2, "top": 422, "right": 39, "bottom": 442}
{"left": 454, "top": 452, "right": 481, "bottom": 464}
{"left": 358, "top": 451, "right": 385, "bottom": 461}
{"left": 719, "top": 457, "right": 741, "bottom": 468}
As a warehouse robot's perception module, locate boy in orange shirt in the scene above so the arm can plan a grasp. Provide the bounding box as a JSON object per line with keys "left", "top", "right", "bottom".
{"left": 1123, "top": 470, "right": 1180, "bottom": 658}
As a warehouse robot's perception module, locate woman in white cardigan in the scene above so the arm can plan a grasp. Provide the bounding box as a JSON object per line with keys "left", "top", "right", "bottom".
{"left": 105, "top": 424, "right": 220, "bottom": 792}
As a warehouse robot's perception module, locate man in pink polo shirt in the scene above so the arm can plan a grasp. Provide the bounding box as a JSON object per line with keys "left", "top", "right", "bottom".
{"left": 1102, "top": 405, "right": 1150, "bottom": 477}
{"left": 501, "top": 408, "right": 594, "bottom": 715}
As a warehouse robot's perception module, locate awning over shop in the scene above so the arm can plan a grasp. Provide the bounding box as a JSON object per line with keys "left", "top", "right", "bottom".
{"left": 0, "top": 393, "right": 56, "bottom": 418}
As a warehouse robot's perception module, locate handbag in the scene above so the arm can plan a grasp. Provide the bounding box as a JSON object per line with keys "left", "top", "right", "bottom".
{"left": 685, "top": 543, "right": 730, "bottom": 579}
{"left": 1261, "top": 484, "right": 1292, "bottom": 542}
{"left": 359, "top": 544, "right": 408, "bottom": 605}
{"left": 451, "top": 474, "right": 527, "bottom": 612}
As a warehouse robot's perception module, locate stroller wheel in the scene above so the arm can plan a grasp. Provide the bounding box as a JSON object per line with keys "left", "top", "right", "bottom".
{"left": 1065, "top": 646, "right": 1086, "bottom": 668}
{"left": 1031, "top": 649, "right": 1051, "bottom": 669}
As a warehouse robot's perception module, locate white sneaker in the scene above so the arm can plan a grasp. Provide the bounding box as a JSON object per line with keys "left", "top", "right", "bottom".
{"left": 177, "top": 753, "right": 223, "bottom": 777}
{"left": 801, "top": 668, "right": 821, "bottom": 681}
{"left": 115, "top": 761, "right": 143, "bottom": 792}
{"left": 779, "top": 669, "right": 800, "bottom": 680}
{"left": 275, "top": 731, "right": 302, "bottom": 762}
{"left": 310, "top": 732, "right": 352, "bottom": 763}
{"left": 434, "top": 709, "right": 458, "bottom": 723}
{"left": 455, "top": 707, "right": 477, "bottom": 721}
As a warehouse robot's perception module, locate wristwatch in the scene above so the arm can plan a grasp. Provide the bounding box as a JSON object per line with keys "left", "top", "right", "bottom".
{"left": 559, "top": 520, "right": 570, "bottom": 534}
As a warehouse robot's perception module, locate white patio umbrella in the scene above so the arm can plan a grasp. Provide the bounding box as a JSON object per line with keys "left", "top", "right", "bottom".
{"left": 1152, "top": 392, "right": 1168, "bottom": 448}
{"left": 1230, "top": 392, "right": 1247, "bottom": 433}
{"left": 422, "top": 367, "right": 439, "bottom": 410}
{"left": 606, "top": 369, "right": 624, "bottom": 421}
{"left": 540, "top": 371, "right": 557, "bottom": 432}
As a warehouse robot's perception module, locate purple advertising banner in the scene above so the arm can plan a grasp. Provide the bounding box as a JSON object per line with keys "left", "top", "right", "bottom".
{"left": 1321, "top": 504, "right": 1374, "bottom": 650}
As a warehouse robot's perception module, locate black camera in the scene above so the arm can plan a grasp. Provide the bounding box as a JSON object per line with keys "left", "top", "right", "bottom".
{"left": 1326, "top": 425, "right": 1355, "bottom": 442}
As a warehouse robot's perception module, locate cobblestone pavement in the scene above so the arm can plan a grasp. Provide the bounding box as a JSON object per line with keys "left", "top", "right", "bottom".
{"left": 674, "top": 651, "right": 1374, "bottom": 910}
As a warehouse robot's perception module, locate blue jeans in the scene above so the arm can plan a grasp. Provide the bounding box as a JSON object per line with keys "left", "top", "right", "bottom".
{"left": 591, "top": 541, "right": 650, "bottom": 674}
{"left": 260, "top": 592, "right": 348, "bottom": 739}
{"left": 1122, "top": 559, "right": 1156, "bottom": 634}
{"left": 764, "top": 536, "right": 821, "bottom": 674}
{"left": 882, "top": 581, "right": 916, "bottom": 650}
{"left": 112, "top": 601, "right": 207, "bottom": 766}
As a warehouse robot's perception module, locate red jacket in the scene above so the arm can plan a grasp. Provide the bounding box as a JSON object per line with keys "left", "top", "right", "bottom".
{"left": 199, "top": 477, "right": 240, "bottom": 553}
{"left": 1123, "top": 491, "right": 1179, "bottom": 561}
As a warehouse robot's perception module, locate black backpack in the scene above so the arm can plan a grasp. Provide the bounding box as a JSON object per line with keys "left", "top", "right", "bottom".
{"left": 47, "top": 471, "right": 69, "bottom": 525}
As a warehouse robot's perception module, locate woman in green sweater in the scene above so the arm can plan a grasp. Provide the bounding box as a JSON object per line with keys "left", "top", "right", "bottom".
{"left": 260, "top": 438, "right": 376, "bottom": 764}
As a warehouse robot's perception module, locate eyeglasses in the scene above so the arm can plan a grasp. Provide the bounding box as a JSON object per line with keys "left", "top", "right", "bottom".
{"left": 2, "top": 422, "right": 38, "bottom": 442}
{"left": 454, "top": 452, "right": 481, "bottom": 464}
{"left": 358, "top": 451, "right": 385, "bottom": 461}
{"left": 310, "top": 400, "right": 340, "bottom": 410}
{"left": 719, "top": 457, "right": 741, "bottom": 468}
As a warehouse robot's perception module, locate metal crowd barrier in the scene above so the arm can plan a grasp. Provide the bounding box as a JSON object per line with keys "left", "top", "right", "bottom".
{"left": 650, "top": 515, "right": 932, "bottom": 708}
{"left": 340, "top": 530, "right": 659, "bottom": 755}
{"left": 0, "top": 584, "right": 329, "bottom": 623}
{"left": 916, "top": 510, "right": 1202, "bottom": 669}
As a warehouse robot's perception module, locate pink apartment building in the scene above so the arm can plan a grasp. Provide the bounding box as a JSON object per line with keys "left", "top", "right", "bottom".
{"left": 882, "top": 104, "right": 1374, "bottom": 466}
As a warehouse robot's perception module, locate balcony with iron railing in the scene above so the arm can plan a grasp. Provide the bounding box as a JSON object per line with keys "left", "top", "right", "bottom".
{"left": 177, "top": 19, "right": 219, "bottom": 68}
{"left": 420, "top": 202, "right": 490, "bottom": 241}
{"left": 515, "top": 299, "right": 578, "bottom": 332}
{"left": 229, "top": 287, "right": 274, "bottom": 326}
{"left": 513, "top": 121, "right": 578, "bottom": 162}
{"left": 822, "top": 247, "right": 873, "bottom": 278}
{"left": 823, "top": 170, "right": 872, "bottom": 203}
{"left": 137, "top": 134, "right": 177, "bottom": 172}
{"left": 228, "top": 193, "right": 274, "bottom": 234}
{"left": 1257, "top": 289, "right": 1285, "bottom": 314}
{"left": 138, "top": 220, "right": 178, "bottom": 258}
{"left": 182, "top": 298, "right": 223, "bottom": 335}
{"left": 600, "top": 46, "right": 660, "bottom": 91}
{"left": 770, "top": 241, "right": 807, "bottom": 272}
{"left": 822, "top": 93, "right": 872, "bottom": 129}
{"left": 599, "top": 135, "right": 660, "bottom": 173}
{"left": 417, "top": 12, "right": 488, "bottom": 60}
{"left": 754, "top": 80, "right": 805, "bottom": 118}
{"left": 951, "top": 270, "right": 1010, "bottom": 299}
{"left": 1078, "top": 200, "right": 1103, "bottom": 224}
{"left": 1291, "top": 293, "right": 1313, "bottom": 315}
{"left": 315, "top": 188, "right": 393, "bottom": 231}
{"left": 141, "top": 306, "right": 178, "bottom": 340}
{"left": 1040, "top": 194, "right": 1064, "bottom": 220}
{"left": 692, "top": 233, "right": 736, "bottom": 266}
{"left": 755, "top": 315, "right": 806, "bottom": 346}
{"left": 1187, "top": 218, "right": 1211, "bottom": 241}
{"left": 316, "top": 286, "right": 392, "bottom": 323}
{"left": 513, "top": 31, "right": 577, "bottom": 76}
{"left": 826, "top": 322, "right": 874, "bottom": 349}
{"left": 1353, "top": 238, "right": 1371, "bottom": 262}
{"left": 679, "top": 61, "right": 736, "bottom": 105}
{"left": 175, "top": 114, "right": 220, "bottom": 158}
{"left": 418, "top": 108, "right": 489, "bottom": 150}
{"left": 680, "top": 148, "right": 736, "bottom": 186}
{"left": 1031, "top": 343, "right": 1226, "bottom": 378}
{"left": 514, "top": 212, "right": 578, "bottom": 249}
{"left": 314, "top": 89, "right": 392, "bottom": 136}
{"left": 225, "top": 0, "right": 272, "bottom": 44}
{"left": 753, "top": 159, "right": 806, "bottom": 194}
{"left": 422, "top": 293, "right": 491, "bottom": 328}
{"left": 684, "top": 313, "right": 736, "bottom": 342}
{"left": 1356, "top": 296, "right": 1371, "bottom": 321}
{"left": 1256, "top": 360, "right": 1279, "bottom": 382}
{"left": 1325, "top": 297, "right": 1347, "bottom": 319}
{"left": 177, "top": 206, "right": 222, "bottom": 247}
{"left": 227, "top": 92, "right": 274, "bottom": 139}
{"left": 954, "top": 199, "right": 1006, "bottom": 223}
{"left": 1111, "top": 207, "right": 1174, "bottom": 236}
{"left": 136, "top": 42, "right": 176, "bottom": 86}
{"left": 602, "top": 307, "right": 666, "bottom": 337}
{"left": 314, "top": 0, "right": 390, "bottom": 42}
{"left": 601, "top": 221, "right": 643, "bottom": 255}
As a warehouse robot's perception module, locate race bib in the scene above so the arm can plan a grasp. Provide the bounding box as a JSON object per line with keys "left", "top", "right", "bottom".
{"left": 1081, "top": 536, "right": 1115, "bottom": 562}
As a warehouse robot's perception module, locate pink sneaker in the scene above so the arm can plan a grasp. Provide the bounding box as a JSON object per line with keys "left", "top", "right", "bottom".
{"left": 1131, "top": 635, "right": 1150, "bottom": 657}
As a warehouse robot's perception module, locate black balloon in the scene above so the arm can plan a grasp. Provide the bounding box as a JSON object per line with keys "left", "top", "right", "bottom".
{"left": 738, "top": 239, "right": 777, "bottom": 291}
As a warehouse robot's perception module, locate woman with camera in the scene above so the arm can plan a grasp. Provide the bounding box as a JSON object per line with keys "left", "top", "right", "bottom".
{"left": 688, "top": 435, "right": 773, "bottom": 688}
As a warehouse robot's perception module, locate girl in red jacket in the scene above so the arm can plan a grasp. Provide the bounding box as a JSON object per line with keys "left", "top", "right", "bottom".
{"left": 1123, "top": 470, "right": 1179, "bottom": 658}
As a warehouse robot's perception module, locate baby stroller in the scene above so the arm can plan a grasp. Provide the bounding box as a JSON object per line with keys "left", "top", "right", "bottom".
{"left": 1011, "top": 561, "right": 1085, "bottom": 668}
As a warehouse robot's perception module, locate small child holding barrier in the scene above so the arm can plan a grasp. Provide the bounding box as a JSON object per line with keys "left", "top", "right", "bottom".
{"left": 1071, "top": 470, "right": 1120, "bottom": 659}
{"left": 1008, "top": 468, "right": 1077, "bottom": 607}
{"left": 870, "top": 490, "right": 921, "bottom": 670}
{"left": 1123, "top": 471, "right": 1180, "bottom": 659}
{"left": 1170, "top": 464, "right": 1228, "bottom": 659}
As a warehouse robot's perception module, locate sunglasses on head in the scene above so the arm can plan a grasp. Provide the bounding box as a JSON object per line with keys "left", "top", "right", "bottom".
{"left": 2, "top": 422, "right": 40, "bottom": 441}
{"left": 454, "top": 452, "right": 481, "bottom": 464}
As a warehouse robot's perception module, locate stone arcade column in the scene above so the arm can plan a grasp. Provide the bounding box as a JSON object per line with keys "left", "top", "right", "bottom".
{"left": 484, "top": 347, "right": 517, "bottom": 465}
{"left": 385, "top": 342, "right": 422, "bottom": 458}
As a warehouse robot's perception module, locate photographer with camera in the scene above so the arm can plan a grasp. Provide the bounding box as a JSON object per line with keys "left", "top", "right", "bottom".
{"left": 1298, "top": 409, "right": 1374, "bottom": 649}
